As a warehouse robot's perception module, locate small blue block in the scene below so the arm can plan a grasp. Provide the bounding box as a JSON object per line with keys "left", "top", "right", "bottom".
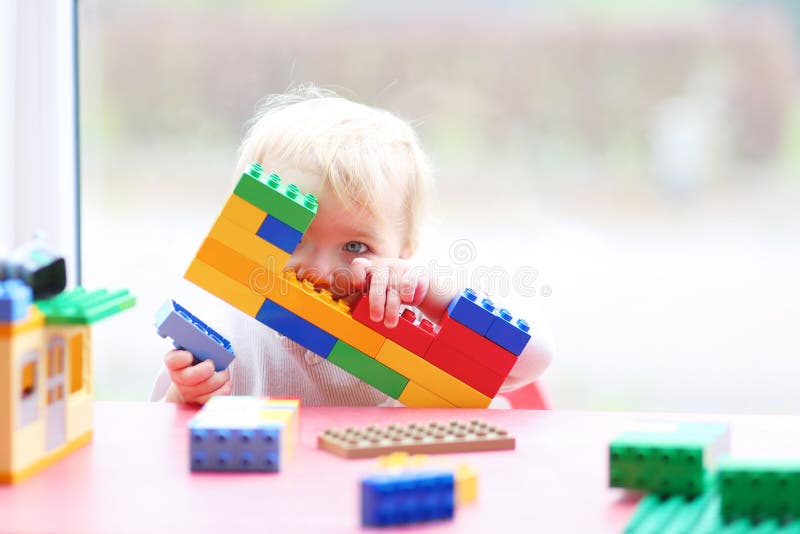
{"left": 154, "top": 299, "right": 235, "bottom": 371}
{"left": 485, "top": 308, "right": 532, "bottom": 355}
{"left": 446, "top": 288, "right": 496, "bottom": 335}
{"left": 255, "top": 299, "right": 336, "bottom": 357}
{"left": 256, "top": 215, "right": 303, "bottom": 254}
{"left": 189, "top": 424, "right": 282, "bottom": 473}
{"left": 0, "top": 279, "right": 33, "bottom": 323}
{"left": 361, "top": 470, "right": 455, "bottom": 527}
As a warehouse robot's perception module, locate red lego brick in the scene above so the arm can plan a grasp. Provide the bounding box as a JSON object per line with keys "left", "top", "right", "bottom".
{"left": 351, "top": 295, "right": 435, "bottom": 357}
{"left": 424, "top": 339, "right": 505, "bottom": 398}
{"left": 436, "top": 312, "right": 519, "bottom": 376}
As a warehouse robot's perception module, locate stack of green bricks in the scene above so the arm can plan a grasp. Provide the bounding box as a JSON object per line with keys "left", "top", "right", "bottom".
{"left": 611, "top": 422, "right": 800, "bottom": 533}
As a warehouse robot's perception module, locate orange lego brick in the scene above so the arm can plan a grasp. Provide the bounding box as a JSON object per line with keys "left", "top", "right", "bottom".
{"left": 218, "top": 194, "right": 268, "bottom": 233}
{"left": 184, "top": 258, "right": 264, "bottom": 316}
{"left": 397, "top": 381, "right": 455, "bottom": 408}
{"left": 195, "top": 237, "right": 268, "bottom": 293}
{"left": 375, "top": 340, "right": 491, "bottom": 408}
{"left": 207, "top": 215, "right": 290, "bottom": 273}
{"left": 318, "top": 419, "right": 515, "bottom": 459}
{"left": 269, "top": 271, "right": 386, "bottom": 357}
{"left": 192, "top": 239, "right": 385, "bottom": 356}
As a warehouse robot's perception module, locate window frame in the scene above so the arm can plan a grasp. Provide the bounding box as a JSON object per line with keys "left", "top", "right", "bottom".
{"left": 2, "top": 0, "right": 80, "bottom": 285}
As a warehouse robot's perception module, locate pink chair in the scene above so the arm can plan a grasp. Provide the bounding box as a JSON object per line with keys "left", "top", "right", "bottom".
{"left": 499, "top": 382, "right": 549, "bottom": 409}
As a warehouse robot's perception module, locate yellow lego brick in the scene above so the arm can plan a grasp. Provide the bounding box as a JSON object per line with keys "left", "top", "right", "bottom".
{"left": 184, "top": 257, "right": 264, "bottom": 316}
{"left": 269, "top": 271, "right": 386, "bottom": 357}
{"left": 258, "top": 409, "right": 296, "bottom": 463}
{"left": 376, "top": 340, "right": 491, "bottom": 408}
{"left": 260, "top": 398, "right": 300, "bottom": 457}
{"left": 207, "top": 215, "right": 290, "bottom": 273}
{"left": 219, "top": 194, "right": 267, "bottom": 233}
{"left": 455, "top": 464, "right": 478, "bottom": 505}
{"left": 397, "top": 380, "right": 455, "bottom": 408}
{"left": 377, "top": 452, "right": 429, "bottom": 469}
{"left": 196, "top": 237, "right": 265, "bottom": 290}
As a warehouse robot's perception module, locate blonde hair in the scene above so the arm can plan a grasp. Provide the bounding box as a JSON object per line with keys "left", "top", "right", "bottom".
{"left": 235, "top": 85, "right": 434, "bottom": 254}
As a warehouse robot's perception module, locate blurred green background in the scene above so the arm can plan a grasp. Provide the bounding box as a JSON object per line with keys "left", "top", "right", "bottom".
{"left": 79, "top": 0, "right": 800, "bottom": 412}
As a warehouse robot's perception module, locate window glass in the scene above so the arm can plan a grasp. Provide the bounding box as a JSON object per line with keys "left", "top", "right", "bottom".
{"left": 79, "top": 1, "right": 800, "bottom": 411}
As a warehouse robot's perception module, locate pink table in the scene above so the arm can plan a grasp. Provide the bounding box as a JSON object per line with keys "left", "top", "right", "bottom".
{"left": 1, "top": 402, "right": 798, "bottom": 533}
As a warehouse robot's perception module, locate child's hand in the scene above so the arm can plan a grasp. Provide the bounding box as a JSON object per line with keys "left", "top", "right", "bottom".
{"left": 349, "top": 257, "right": 429, "bottom": 328}
{"left": 162, "top": 349, "right": 232, "bottom": 404}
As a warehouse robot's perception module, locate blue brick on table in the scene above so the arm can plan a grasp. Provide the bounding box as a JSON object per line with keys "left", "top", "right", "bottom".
{"left": 361, "top": 469, "right": 456, "bottom": 527}
{"left": 189, "top": 411, "right": 282, "bottom": 472}
{"left": 256, "top": 215, "right": 303, "bottom": 254}
{"left": 446, "top": 288, "right": 497, "bottom": 335}
{"left": 485, "top": 308, "right": 531, "bottom": 355}
{"left": 154, "top": 299, "right": 235, "bottom": 371}
{"left": 255, "top": 299, "right": 337, "bottom": 357}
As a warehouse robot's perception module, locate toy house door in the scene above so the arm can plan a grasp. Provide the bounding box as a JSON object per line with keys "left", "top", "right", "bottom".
{"left": 45, "top": 337, "right": 67, "bottom": 450}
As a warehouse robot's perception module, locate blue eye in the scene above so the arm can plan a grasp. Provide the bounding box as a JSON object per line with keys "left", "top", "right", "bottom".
{"left": 343, "top": 241, "right": 369, "bottom": 254}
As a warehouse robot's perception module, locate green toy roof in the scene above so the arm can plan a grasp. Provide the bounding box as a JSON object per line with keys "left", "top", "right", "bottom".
{"left": 35, "top": 287, "right": 136, "bottom": 325}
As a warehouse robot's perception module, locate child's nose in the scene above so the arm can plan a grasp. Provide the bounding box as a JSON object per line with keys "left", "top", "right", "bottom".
{"left": 289, "top": 247, "right": 336, "bottom": 288}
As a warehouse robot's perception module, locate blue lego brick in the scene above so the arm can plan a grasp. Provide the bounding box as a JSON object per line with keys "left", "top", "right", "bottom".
{"left": 189, "top": 412, "right": 283, "bottom": 472}
{"left": 256, "top": 215, "right": 303, "bottom": 254}
{"left": 484, "top": 308, "right": 532, "bottom": 355}
{"left": 154, "top": 299, "right": 235, "bottom": 371}
{"left": 445, "top": 288, "right": 496, "bottom": 335}
{"left": 255, "top": 299, "right": 337, "bottom": 357}
{"left": 0, "top": 279, "right": 33, "bottom": 322}
{"left": 361, "top": 470, "right": 455, "bottom": 527}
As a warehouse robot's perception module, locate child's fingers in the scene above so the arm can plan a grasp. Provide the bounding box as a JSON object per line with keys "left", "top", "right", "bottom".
{"left": 384, "top": 286, "right": 402, "bottom": 328}
{"left": 170, "top": 359, "right": 216, "bottom": 388}
{"left": 164, "top": 349, "right": 194, "bottom": 371}
{"left": 369, "top": 267, "right": 389, "bottom": 322}
{"left": 193, "top": 379, "right": 233, "bottom": 405}
{"left": 348, "top": 257, "right": 372, "bottom": 291}
{"left": 177, "top": 369, "right": 231, "bottom": 403}
{"left": 398, "top": 269, "right": 418, "bottom": 304}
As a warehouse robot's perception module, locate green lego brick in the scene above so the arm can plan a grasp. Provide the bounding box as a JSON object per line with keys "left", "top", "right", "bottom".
{"left": 35, "top": 287, "right": 136, "bottom": 324}
{"left": 232, "top": 162, "right": 318, "bottom": 233}
{"left": 327, "top": 340, "right": 409, "bottom": 400}
{"left": 718, "top": 458, "right": 800, "bottom": 523}
{"left": 624, "top": 487, "right": 800, "bottom": 534}
{"left": 610, "top": 422, "right": 729, "bottom": 496}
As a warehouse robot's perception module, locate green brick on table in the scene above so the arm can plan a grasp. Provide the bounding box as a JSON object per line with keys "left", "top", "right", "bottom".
{"left": 610, "top": 422, "right": 730, "bottom": 496}
{"left": 327, "top": 340, "right": 409, "bottom": 400}
{"left": 623, "top": 487, "right": 800, "bottom": 534}
{"left": 718, "top": 458, "right": 800, "bottom": 522}
{"left": 35, "top": 287, "right": 136, "bottom": 325}
{"left": 233, "top": 162, "right": 318, "bottom": 233}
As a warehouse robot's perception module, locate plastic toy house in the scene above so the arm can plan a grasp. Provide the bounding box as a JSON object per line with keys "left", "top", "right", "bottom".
{"left": 0, "top": 280, "right": 135, "bottom": 483}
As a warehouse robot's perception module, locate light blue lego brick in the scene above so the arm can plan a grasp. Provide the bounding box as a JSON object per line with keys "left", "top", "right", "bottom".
{"left": 0, "top": 279, "right": 33, "bottom": 323}
{"left": 154, "top": 299, "right": 235, "bottom": 371}
{"left": 446, "top": 288, "right": 496, "bottom": 335}
{"left": 189, "top": 410, "right": 284, "bottom": 473}
{"left": 255, "top": 299, "right": 337, "bottom": 358}
{"left": 361, "top": 470, "right": 455, "bottom": 527}
{"left": 256, "top": 215, "right": 303, "bottom": 254}
{"left": 484, "top": 308, "right": 531, "bottom": 355}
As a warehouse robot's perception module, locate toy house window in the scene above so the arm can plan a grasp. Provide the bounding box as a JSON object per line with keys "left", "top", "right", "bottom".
{"left": 47, "top": 338, "right": 65, "bottom": 378}
{"left": 69, "top": 333, "right": 86, "bottom": 394}
{"left": 21, "top": 361, "right": 36, "bottom": 398}
{"left": 19, "top": 351, "right": 40, "bottom": 427}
